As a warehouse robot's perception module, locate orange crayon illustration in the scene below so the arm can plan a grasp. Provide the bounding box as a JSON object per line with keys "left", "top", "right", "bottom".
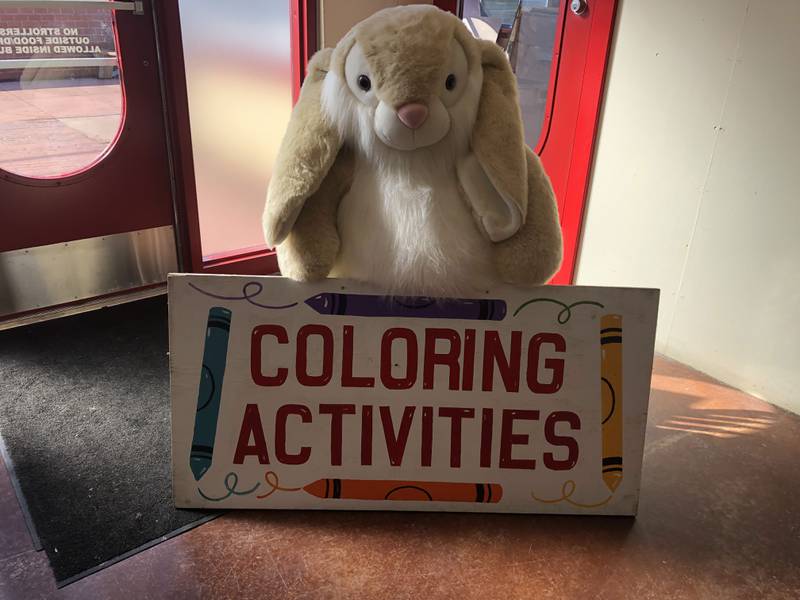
{"left": 303, "top": 478, "right": 503, "bottom": 503}
{"left": 600, "top": 314, "right": 623, "bottom": 492}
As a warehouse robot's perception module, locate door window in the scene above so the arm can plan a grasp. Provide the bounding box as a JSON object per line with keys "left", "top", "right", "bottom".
{"left": 0, "top": 3, "right": 123, "bottom": 179}
{"left": 177, "top": 0, "right": 293, "bottom": 260}
{"left": 462, "top": 0, "right": 559, "bottom": 148}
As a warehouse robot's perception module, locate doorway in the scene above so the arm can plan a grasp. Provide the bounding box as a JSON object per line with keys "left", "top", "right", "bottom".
{"left": 0, "top": 0, "right": 177, "bottom": 327}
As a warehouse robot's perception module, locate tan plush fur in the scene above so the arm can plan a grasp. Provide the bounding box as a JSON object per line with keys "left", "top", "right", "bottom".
{"left": 335, "top": 7, "right": 465, "bottom": 107}
{"left": 262, "top": 49, "right": 341, "bottom": 247}
{"left": 277, "top": 147, "right": 354, "bottom": 280}
{"left": 472, "top": 39, "right": 529, "bottom": 222}
{"left": 263, "top": 5, "right": 562, "bottom": 292}
{"left": 493, "top": 148, "right": 563, "bottom": 285}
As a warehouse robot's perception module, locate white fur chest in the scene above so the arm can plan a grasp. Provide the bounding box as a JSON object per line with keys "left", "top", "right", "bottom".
{"left": 331, "top": 155, "right": 496, "bottom": 296}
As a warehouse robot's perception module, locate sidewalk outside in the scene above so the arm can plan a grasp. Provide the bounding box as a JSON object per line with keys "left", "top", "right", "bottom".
{"left": 0, "top": 78, "right": 121, "bottom": 178}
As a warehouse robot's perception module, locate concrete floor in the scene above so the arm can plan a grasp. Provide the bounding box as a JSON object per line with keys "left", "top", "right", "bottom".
{"left": 1, "top": 355, "right": 798, "bottom": 599}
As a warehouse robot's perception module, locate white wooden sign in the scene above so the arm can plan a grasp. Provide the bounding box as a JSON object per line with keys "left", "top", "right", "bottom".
{"left": 169, "top": 274, "right": 658, "bottom": 515}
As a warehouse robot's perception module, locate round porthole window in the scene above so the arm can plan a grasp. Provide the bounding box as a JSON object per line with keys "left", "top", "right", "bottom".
{"left": 0, "top": 4, "right": 124, "bottom": 179}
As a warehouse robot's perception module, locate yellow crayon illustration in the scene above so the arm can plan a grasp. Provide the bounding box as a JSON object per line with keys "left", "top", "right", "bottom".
{"left": 600, "top": 315, "right": 623, "bottom": 492}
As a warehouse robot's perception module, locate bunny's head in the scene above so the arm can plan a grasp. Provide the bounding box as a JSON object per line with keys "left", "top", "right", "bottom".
{"left": 321, "top": 5, "right": 484, "bottom": 154}
{"left": 264, "top": 5, "right": 528, "bottom": 248}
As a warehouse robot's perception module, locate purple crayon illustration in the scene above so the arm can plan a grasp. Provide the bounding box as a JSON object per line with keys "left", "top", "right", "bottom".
{"left": 305, "top": 293, "right": 506, "bottom": 321}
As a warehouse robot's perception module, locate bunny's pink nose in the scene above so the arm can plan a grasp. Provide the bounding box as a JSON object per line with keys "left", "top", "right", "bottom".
{"left": 397, "top": 103, "right": 429, "bottom": 130}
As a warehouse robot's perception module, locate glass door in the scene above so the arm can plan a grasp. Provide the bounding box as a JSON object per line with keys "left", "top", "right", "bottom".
{"left": 0, "top": 0, "right": 179, "bottom": 325}
{"left": 176, "top": 0, "right": 294, "bottom": 270}
{"left": 167, "top": 0, "right": 305, "bottom": 275}
{"left": 463, "top": 0, "right": 559, "bottom": 149}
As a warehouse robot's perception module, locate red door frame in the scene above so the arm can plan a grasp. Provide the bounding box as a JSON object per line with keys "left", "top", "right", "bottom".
{"left": 164, "top": 0, "right": 617, "bottom": 283}
{"left": 536, "top": 0, "right": 617, "bottom": 284}
{"left": 0, "top": 0, "right": 174, "bottom": 253}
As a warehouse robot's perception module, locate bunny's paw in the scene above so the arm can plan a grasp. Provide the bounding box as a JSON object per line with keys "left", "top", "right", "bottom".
{"left": 276, "top": 234, "right": 339, "bottom": 282}
{"left": 492, "top": 228, "right": 562, "bottom": 287}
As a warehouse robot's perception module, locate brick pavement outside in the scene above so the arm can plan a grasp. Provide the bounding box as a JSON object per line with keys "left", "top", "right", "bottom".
{"left": 0, "top": 78, "right": 121, "bottom": 178}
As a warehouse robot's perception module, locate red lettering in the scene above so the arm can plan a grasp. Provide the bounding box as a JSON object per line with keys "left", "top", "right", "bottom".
{"left": 380, "top": 328, "right": 418, "bottom": 389}
{"left": 361, "top": 405, "right": 373, "bottom": 465}
{"left": 544, "top": 411, "right": 580, "bottom": 470}
{"left": 319, "top": 403, "right": 355, "bottom": 466}
{"left": 274, "top": 404, "right": 311, "bottom": 465}
{"left": 341, "top": 325, "right": 375, "bottom": 388}
{"left": 421, "top": 406, "right": 433, "bottom": 467}
{"left": 380, "top": 405, "right": 416, "bottom": 466}
{"left": 296, "top": 325, "right": 334, "bottom": 386}
{"left": 423, "top": 328, "right": 461, "bottom": 390}
{"left": 233, "top": 404, "right": 270, "bottom": 464}
{"left": 482, "top": 330, "right": 522, "bottom": 392}
{"left": 439, "top": 407, "right": 475, "bottom": 468}
{"left": 462, "top": 328, "right": 476, "bottom": 391}
{"left": 480, "top": 407, "right": 493, "bottom": 468}
{"left": 499, "top": 409, "right": 539, "bottom": 469}
{"left": 251, "top": 325, "right": 288, "bottom": 386}
{"left": 526, "top": 333, "right": 565, "bottom": 393}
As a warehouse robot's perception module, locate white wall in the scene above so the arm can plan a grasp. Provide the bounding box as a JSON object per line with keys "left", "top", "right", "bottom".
{"left": 576, "top": 0, "right": 800, "bottom": 412}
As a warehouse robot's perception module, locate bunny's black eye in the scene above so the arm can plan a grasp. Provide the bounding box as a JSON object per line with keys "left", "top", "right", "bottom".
{"left": 445, "top": 73, "right": 457, "bottom": 91}
{"left": 357, "top": 74, "right": 372, "bottom": 92}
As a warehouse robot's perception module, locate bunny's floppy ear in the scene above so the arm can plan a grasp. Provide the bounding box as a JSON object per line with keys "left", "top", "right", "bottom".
{"left": 459, "top": 39, "right": 529, "bottom": 242}
{"left": 263, "top": 48, "right": 343, "bottom": 247}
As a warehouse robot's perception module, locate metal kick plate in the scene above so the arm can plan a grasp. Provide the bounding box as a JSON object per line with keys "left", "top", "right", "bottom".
{"left": 0, "top": 226, "right": 178, "bottom": 318}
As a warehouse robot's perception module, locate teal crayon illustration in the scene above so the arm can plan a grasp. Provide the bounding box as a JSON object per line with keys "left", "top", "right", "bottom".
{"left": 190, "top": 307, "right": 232, "bottom": 481}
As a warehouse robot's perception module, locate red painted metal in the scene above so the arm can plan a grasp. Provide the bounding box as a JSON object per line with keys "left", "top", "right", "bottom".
{"left": 433, "top": 0, "right": 460, "bottom": 14}
{"left": 539, "top": 0, "right": 618, "bottom": 284}
{"left": 290, "top": 0, "right": 303, "bottom": 105}
{"left": 0, "top": 0, "right": 174, "bottom": 253}
{"left": 304, "top": 0, "right": 319, "bottom": 70}
{"left": 292, "top": 0, "right": 318, "bottom": 102}
{"left": 201, "top": 249, "right": 279, "bottom": 276}
{"left": 155, "top": 0, "right": 203, "bottom": 272}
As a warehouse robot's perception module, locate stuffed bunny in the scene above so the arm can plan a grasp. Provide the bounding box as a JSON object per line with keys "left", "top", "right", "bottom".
{"left": 263, "top": 5, "right": 562, "bottom": 296}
